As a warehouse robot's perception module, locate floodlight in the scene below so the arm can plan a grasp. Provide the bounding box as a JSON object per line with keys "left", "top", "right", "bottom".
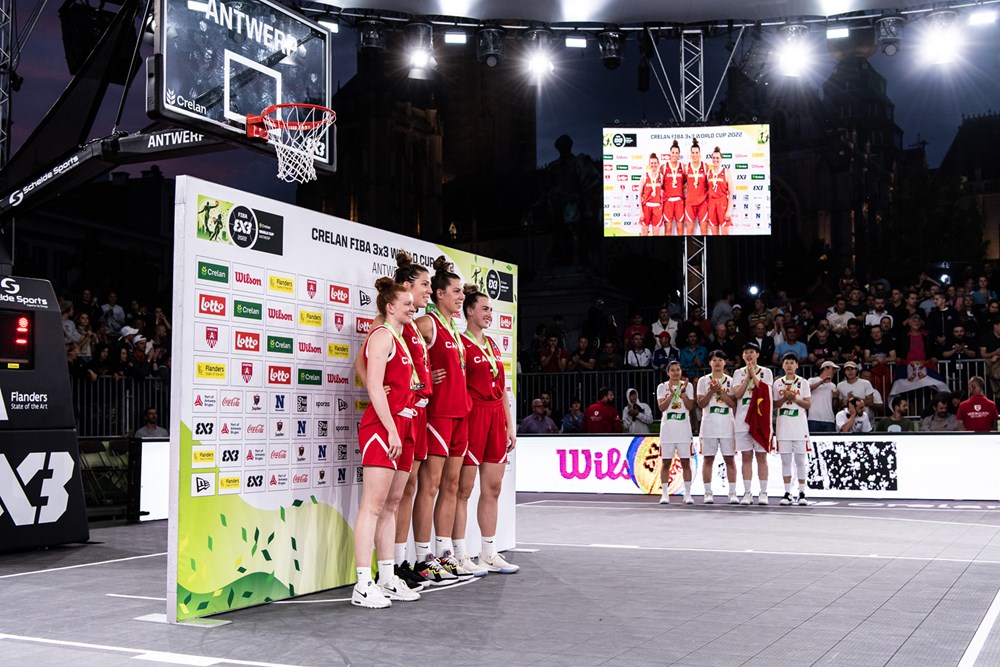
{"left": 357, "top": 19, "right": 387, "bottom": 52}
{"left": 922, "top": 10, "right": 959, "bottom": 64}
{"left": 476, "top": 27, "right": 505, "bottom": 67}
{"left": 444, "top": 31, "right": 467, "bottom": 44}
{"left": 777, "top": 24, "right": 810, "bottom": 77}
{"left": 875, "top": 15, "right": 905, "bottom": 56}
{"left": 826, "top": 27, "right": 849, "bottom": 39}
{"left": 969, "top": 9, "right": 998, "bottom": 26}
{"left": 316, "top": 14, "right": 339, "bottom": 33}
{"left": 598, "top": 30, "right": 624, "bottom": 69}
{"left": 524, "top": 27, "right": 555, "bottom": 79}
{"left": 406, "top": 22, "right": 435, "bottom": 79}
{"left": 565, "top": 36, "right": 587, "bottom": 48}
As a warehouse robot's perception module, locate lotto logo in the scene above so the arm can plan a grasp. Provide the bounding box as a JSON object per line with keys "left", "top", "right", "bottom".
{"left": 329, "top": 285, "right": 350, "bottom": 304}
{"left": 234, "top": 331, "right": 261, "bottom": 352}
{"left": 356, "top": 317, "right": 374, "bottom": 334}
{"left": 499, "top": 315, "right": 513, "bottom": 330}
{"left": 198, "top": 294, "right": 227, "bottom": 317}
{"left": 268, "top": 366, "right": 292, "bottom": 384}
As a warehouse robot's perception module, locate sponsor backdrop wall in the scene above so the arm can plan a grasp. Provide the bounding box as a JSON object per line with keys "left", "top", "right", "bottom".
{"left": 518, "top": 434, "right": 1000, "bottom": 500}
{"left": 169, "top": 176, "right": 518, "bottom": 622}
{"left": 602, "top": 124, "right": 771, "bottom": 237}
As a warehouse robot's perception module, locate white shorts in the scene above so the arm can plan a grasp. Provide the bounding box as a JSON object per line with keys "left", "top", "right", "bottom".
{"left": 735, "top": 432, "right": 767, "bottom": 454}
{"left": 701, "top": 437, "right": 735, "bottom": 457}
{"left": 776, "top": 439, "right": 810, "bottom": 454}
{"left": 661, "top": 441, "right": 694, "bottom": 459}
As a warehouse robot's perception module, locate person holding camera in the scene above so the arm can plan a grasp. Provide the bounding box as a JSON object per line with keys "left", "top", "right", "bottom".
{"left": 622, "top": 388, "right": 654, "bottom": 434}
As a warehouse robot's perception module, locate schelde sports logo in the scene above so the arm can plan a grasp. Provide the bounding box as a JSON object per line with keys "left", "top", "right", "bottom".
{"left": 198, "top": 294, "right": 226, "bottom": 317}
{"left": 329, "top": 284, "right": 350, "bottom": 304}
{"left": 267, "top": 365, "right": 292, "bottom": 385}
{"left": 356, "top": 317, "right": 374, "bottom": 334}
{"left": 499, "top": 315, "right": 513, "bottom": 330}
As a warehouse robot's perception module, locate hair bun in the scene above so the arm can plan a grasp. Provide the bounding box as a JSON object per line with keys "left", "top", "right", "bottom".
{"left": 374, "top": 276, "right": 396, "bottom": 292}
{"left": 671, "top": 139, "right": 679, "bottom": 149}
{"left": 395, "top": 250, "right": 413, "bottom": 268}
{"left": 691, "top": 137, "right": 700, "bottom": 148}
{"left": 432, "top": 255, "right": 453, "bottom": 274}
{"left": 462, "top": 283, "right": 479, "bottom": 297}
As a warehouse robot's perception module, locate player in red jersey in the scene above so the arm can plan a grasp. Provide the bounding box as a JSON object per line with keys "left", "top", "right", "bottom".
{"left": 353, "top": 252, "right": 436, "bottom": 591}
{"left": 352, "top": 278, "right": 421, "bottom": 608}
{"left": 638, "top": 153, "right": 664, "bottom": 237}
{"left": 411, "top": 256, "right": 475, "bottom": 583}
{"left": 684, "top": 138, "right": 709, "bottom": 235}
{"left": 662, "top": 139, "right": 686, "bottom": 236}
{"left": 706, "top": 146, "right": 733, "bottom": 236}
{"left": 452, "top": 286, "right": 519, "bottom": 575}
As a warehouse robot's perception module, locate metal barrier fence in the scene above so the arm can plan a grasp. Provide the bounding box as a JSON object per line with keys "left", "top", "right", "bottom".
{"left": 517, "top": 359, "right": 992, "bottom": 427}
{"left": 72, "top": 377, "right": 171, "bottom": 438}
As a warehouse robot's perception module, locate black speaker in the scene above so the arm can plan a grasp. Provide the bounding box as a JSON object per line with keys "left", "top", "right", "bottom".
{"left": 58, "top": 1, "right": 139, "bottom": 85}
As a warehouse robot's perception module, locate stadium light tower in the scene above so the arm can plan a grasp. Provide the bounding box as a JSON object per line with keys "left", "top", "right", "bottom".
{"left": 777, "top": 23, "right": 810, "bottom": 77}
{"left": 875, "top": 14, "right": 905, "bottom": 56}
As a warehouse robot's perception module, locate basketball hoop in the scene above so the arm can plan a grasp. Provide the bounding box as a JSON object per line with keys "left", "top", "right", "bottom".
{"left": 246, "top": 103, "right": 336, "bottom": 184}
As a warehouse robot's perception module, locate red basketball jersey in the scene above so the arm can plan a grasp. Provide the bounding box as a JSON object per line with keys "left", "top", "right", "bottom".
{"left": 462, "top": 333, "right": 505, "bottom": 402}
{"left": 708, "top": 166, "right": 729, "bottom": 201}
{"left": 640, "top": 169, "right": 664, "bottom": 206}
{"left": 403, "top": 321, "right": 432, "bottom": 400}
{"left": 685, "top": 162, "right": 708, "bottom": 205}
{"left": 662, "top": 163, "right": 685, "bottom": 199}
{"left": 426, "top": 313, "right": 472, "bottom": 418}
{"left": 360, "top": 325, "right": 416, "bottom": 427}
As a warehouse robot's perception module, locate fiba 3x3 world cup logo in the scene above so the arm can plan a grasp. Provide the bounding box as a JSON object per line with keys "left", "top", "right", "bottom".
{"left": 228, "top": 206, "right": 259, "bottom": 248}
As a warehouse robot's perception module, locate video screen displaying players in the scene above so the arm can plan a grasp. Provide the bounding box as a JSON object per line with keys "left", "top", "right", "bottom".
{"left": 602, "top": 124, "right": 771, "bottom": 237}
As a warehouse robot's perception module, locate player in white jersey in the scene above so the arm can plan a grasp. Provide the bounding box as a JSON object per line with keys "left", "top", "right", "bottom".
{"left": 731, "top": 342, "right": 773, "bottom": 505}
{"left": 696, "top": 350, "right": 737, "bottom": 504}
{"left": 656, "top": 360, "right": 696, "bottom": 504}
{"left": 772, "top": 352, "right": 812, "bottom": 506}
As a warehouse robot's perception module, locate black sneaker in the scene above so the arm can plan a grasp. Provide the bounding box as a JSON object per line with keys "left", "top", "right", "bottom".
{"left": 797, "top": 491, "right": 808, "bottom": 506}
{"left": 779, "top": 492, "right": 793, "bottom": 506}
{"left": 396, "top": 561, "right": 429, "bottom": 590}
{"left": 413, "top": 556, "right": 457, "bottom": 586}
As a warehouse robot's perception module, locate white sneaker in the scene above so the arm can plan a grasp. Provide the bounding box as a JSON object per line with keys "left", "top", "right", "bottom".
{"left": 457, "top": 554, "right": 489, "bottom": 577}
{"left": 351, "top": 581, "right": 391, "bottom": 608}
{"left": 703, "top": 490, "right": 714, "bottom": 504}
{"left": 739, "top": 491, "right": 752, "bottom": 505}
{"left": 380, "top": 575, "right": 421, "bottom": 601}
{"left": 479, "top": 552, "right": 519, "bottom": 574}
{"left": 728, "top": 492, "right": 739, "bottom": 505}
{"left": 758, "top": 492, "right": 769, "bottom": 505}
{"left": 780, "top": 492, "right": 793, "bottom": 506}
{"left": 797, "top": 491, "right": 809, "bottom": 506}
{"left": 659, "top": 493, "right": 670, "bottom": 505}
{"left": 683, "top": 493, "right": 694, "bottom": 505}
{"left": 440, "top": 553, "right": 475, "bottom": 580}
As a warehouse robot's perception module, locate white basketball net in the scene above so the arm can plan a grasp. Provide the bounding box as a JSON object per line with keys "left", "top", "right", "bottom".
{"left": 261, "top": 105, "right": 336, "bottom": 184}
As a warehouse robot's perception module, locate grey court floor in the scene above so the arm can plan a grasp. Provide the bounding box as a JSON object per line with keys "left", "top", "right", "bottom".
{"left": 4, "top": 494, "right": 1000, "bottom": 666}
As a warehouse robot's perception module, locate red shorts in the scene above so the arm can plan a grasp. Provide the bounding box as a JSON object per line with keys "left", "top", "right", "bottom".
{"left": 685, "top": 200, "right": 707, "bottom": 223}
{"left": 412, "top": 405, "right": 428, "bottom": 462}
{"left": 359, "top": 413, "right": 415, "bottom": 473}
{"left": 465, "top": 401, "right": 509, "bottom": 466}
{"left": 641, "top": 204, "right": 662, "bottom": 227}
{"left": 663, "top": 199, "right": 685, "bottom": 224}
{"left": 707, "top": 199, "right": 729, "bottom": 226}
{"left": 426, "top": 416, "right": 468, "bottom": 458}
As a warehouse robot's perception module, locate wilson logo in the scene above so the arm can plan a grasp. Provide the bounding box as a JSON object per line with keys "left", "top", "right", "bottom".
{"left": 268, "top": 308, "right": 293, "bottom": 321}
{"left": 327, "top": 373, "right": 349, "bottom": 385}
{"left": 299, "top": 342, "right": 322, "bottom": 354}
{"left": 234, "top": 271, "right": 262, "bottom": 287}
{"left": 198, "top": 294, "right": 226, "bottom": 316}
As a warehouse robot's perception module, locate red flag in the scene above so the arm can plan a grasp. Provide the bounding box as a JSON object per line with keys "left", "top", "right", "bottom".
{"left": 746, "top": 380, "right": 772, "bottom": 451}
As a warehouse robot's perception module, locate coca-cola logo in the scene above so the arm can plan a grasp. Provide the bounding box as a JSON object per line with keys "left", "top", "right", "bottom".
{"left": 356, "top": 317, "right": 374, "bottom": 334}
{"left": 222, "top": 396, "right": 241, "bottom": 407}
{"left": 329, "top": 285, "right": 350, "bottom": 304}
{"left": 198, "top": 294, "right": 226, "bottom": 316}
{"left": 270, "top": 449, "right": 287, "bottom": 459}
{"left": 268, "top": 366, "right": 292, "bottom": 384}
{"left": 246, "top": 423, "right": 265, "bottom": 434}
{"left": 293, "top": 474, "right": 309, "bottom": 483}
{"left": 235, "top": 331, "right": 260, "bottom": 352}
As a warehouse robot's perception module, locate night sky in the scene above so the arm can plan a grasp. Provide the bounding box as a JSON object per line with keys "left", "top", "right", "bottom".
{"left": 10, "top": 7, "right": 1000, "bottom": 202}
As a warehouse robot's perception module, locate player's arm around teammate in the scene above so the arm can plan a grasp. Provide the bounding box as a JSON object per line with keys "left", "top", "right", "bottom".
{"left": 352, "top": 279, "right": 421, "bottom": 608}
{"left": 696, "top": 350, "right": 737, "bottom": 504}
{"left": 657, "top": 360, "right": 696, "bottom": 504}
{"left": 453, "top": 286, "right": 520, "bottom": 574}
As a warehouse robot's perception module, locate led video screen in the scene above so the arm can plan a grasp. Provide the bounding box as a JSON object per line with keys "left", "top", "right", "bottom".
{"left": 602, "top": 124, "right": 771, "bottom": 237}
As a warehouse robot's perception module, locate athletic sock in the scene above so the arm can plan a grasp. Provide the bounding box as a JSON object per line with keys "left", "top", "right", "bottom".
{"left": 759, "top": 480, "right": 767, "bottom": 493}
{"left": 394, "top": 543, "right": 407, "bottom": 566}
{"left": 683, "top": 481, "right": 692, "bottom": 494}
{"left": 784, "top": 482, "right": 791, "bottom": 493}
{"left": 435, "top": 536, "right": 453, "bottom": 557}
{"left": 743, "top": 479, "right": 752, "bottom": 493}
{"left": 356, "top": 566, "right": 372, "bottom": 587}
{"left": 728, "top": 482, "right": 737, "bottom": 494}
{"left": 376, "top": 560, "right": 394, "bottom": 585}
{"left": 454, "top": 539, "right": 467, "bottom": 560}
{"left": 415, "top": 542, "right": 431, "bottom": 562}
{"left": 481, "top": 536, "right": 497, "bottom": 559}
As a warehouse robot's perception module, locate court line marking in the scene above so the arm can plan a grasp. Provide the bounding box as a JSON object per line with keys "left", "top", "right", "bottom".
{"left": 0, "top": 552, "right": 168, "bottom": 579}
{"left": 520, "top": 503, "right": 1000, "bottom": 529}
{"left": 518, "top": 540, "right": 1000, "bottom": 565}
{"left": 272, "top": 575, "right": 479, "bottom": 604}
{"left": 519, "top": 498, "right": 1000, "bottom": 512}
{"left": 0, "top": 633, "right": 306, "bottom": 667}
{"left": 958, "top": 583, "right": 1000, "bottom": 667}
{"left": 107, "top": 594, "right": 168, "bottom": 602}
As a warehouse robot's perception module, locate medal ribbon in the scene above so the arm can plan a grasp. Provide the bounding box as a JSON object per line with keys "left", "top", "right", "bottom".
{"left": 462, "top": 331, "right": 498, "bottom": 378}
{"left": 385, "top": 323, "right": 421, "bottom": 389}
{"left": 426, "top": 303, "right": 465, "bottom": 367}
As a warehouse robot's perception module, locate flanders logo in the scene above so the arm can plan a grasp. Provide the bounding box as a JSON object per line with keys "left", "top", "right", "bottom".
{"left": 218, "top": 475, "right": 241, "bottom": 494}
{"left": 299, "top": 310, "right": 322, "bottom": 327}
{"left": 198, "top": 261, "right": 229, "bottom": 284}
{"left": 328, "top": 342, "right": 350, "bottom": 359}
{"left": 192, "top": 449, "right": 215, "bottom": 465}
{"left": 269, "top": 275, "right": 294, "bottom": 293}
{"left": 196, "top": 361, "right": 226, "bottom": 380}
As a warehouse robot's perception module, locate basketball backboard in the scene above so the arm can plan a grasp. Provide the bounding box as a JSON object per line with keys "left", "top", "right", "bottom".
{"left": 147, "top": 0, "right": 334, "bottom": 169}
